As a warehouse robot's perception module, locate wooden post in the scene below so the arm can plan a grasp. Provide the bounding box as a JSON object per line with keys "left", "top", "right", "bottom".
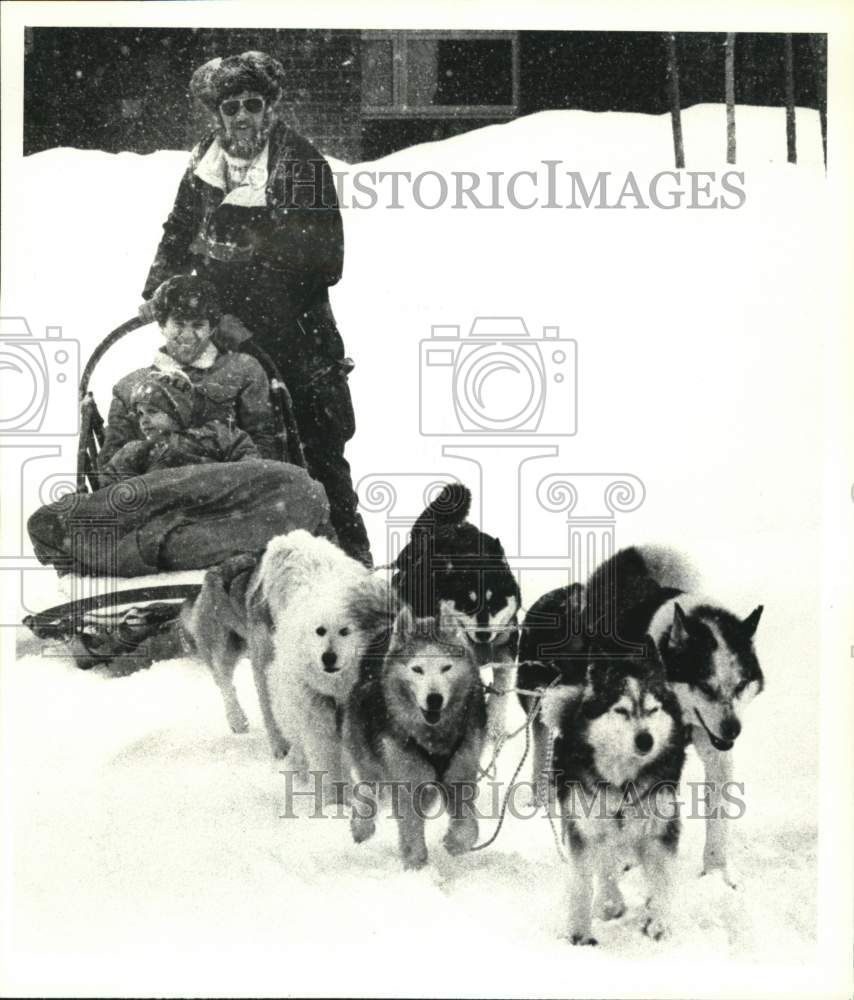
{"left": 784, "top": 34, "right": 797, "bottom": 163}
{"left": 725, "top": 33, "right": 736, "bottom": 164}
{"left": 809, "top": 34, "right": 827, "bottom": 167}
{"left": 666, "top": 33, "right": 685, "bottom": 168}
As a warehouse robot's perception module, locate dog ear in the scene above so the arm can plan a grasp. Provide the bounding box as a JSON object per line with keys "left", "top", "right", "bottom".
{"left": 539, "top": 684, "right": 583, "bottom": 732}
{"left": 392, "top": 603, "right": 415, "bottom": 639}
{"left": 437, "top": 602, "right": 466, "bottom": 631}
{"left": 642, "top": 633, "right": 662, "bottom": 663}
{"left": 642, "top": 635, "right": 668, "bottom": 681}
{"left": 436, "top": 606, "right": 472, "bottom": 655}
{"left": 671, "top": 602, "right": 691, "bottom": 648}
{"left": 579, "top": 661, "right": 608, "bottom": 718}
{"left": 246, "top": 578, "right": 273, "bottom": 633}
{"left": 350, "top": 573, "right": 396, "bottom": 638}
{"left": 742, "top": 605, "right": 763, "bottom": 638}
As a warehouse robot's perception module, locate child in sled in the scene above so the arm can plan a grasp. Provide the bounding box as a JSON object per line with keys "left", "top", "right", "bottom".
{"left": 27, "top": 275, "right": 335, "bottom": 668}
{"left": 98, "top": 273, "right": 280, "bottom": 466}
{"left": 98, "top": 369, "right": 260, "bottom": 486}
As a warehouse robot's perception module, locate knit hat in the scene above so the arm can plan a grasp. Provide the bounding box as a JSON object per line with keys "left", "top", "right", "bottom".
{"left": 151, "top": 274, "right": 221, "bottom": 328}
{"left": 131, "top": 370, "right": 195, "bottom": 430}
{"left": 190, "top": 51, "right": 286, "bottom": 112}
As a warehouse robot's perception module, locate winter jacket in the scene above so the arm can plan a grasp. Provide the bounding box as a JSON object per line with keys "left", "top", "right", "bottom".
{"left": 99, "top": 420, "right": 260, "bottom": 486}
{"left": 99, "top": 349, "right": 277, "bottom": 468}
{"left": 142, "top": 120, "right": 345, "bottom": 366}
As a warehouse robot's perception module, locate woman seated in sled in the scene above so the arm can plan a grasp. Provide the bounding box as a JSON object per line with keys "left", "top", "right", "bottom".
{"left": 27, "top": 274, "right": 334, "bottom": 581}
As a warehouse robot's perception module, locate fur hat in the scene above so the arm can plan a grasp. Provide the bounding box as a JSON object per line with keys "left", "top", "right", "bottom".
{"left": 189, "top": 51, "right": 286, "bottom": 112}
{"left": 151, "top": 274, "right": 221, "bottom": 328}
{"left": 131, "top": 370, "right": 196, "bottom": 430}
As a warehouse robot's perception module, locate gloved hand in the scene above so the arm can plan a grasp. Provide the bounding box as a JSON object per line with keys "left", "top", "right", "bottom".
{"left": 138, "top": 300, "right": 157, "bottom": 324}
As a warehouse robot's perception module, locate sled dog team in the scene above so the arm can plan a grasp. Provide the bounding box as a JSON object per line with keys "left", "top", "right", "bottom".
{"left": 183, "top": 483, "right": 764, "bottom": 946}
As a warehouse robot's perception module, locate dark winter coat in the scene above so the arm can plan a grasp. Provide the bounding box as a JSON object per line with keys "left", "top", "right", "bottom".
{"left": 98, "top": 350, "right": 278, "bottom": 468}
{"left": 142, "top": 120, "right": 345, "bottom": 367}
{"left": 99, "top": 420, "right": 260, "bottom": 486}
{"left": 139, "top": 118, "right": 371, "bottom": 564}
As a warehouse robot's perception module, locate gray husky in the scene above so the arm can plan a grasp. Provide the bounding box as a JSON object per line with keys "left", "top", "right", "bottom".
{"left": 541, "top": 643, "right": 688, "bottom": 945}
{"left": 343, "top": 605, "right": 486, "bottom": 870}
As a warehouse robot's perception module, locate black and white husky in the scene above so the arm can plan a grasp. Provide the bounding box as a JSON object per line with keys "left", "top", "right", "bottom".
{"left": 584, "top": 546, "right": 764, "bottom": 885}
{"left": 541, "top": 643, "right": 688, "bottom": 945}
{"left": 392, "top": 483, "right": 520, "bottom": 742}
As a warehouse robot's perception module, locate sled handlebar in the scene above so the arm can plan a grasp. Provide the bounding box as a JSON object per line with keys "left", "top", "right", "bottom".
{"left": 79, "top": 315, "right": 148, "bottom": 400}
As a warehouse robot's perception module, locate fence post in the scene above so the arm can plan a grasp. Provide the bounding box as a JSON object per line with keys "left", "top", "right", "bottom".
{"left": 665, "top": 33, "right": 685, "bottom": 168}
{"left": 809, "top": 34, "right": 827, "bottom": 167}
{"left": 784, "top": 34, "right": 797, "bottom": 163}
{"left": 725, "top": 33, "right": 737, "bottom": 164}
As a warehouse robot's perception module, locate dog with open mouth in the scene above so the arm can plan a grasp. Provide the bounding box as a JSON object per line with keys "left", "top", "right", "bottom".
{"left": 343, "top": 605, "right": 486, "bottom": 870}
{"left": 392, "top": 482, "right": 520, "bottom": 745}
{"left": 584, "top": 546, "right": 764, "bottom": 886}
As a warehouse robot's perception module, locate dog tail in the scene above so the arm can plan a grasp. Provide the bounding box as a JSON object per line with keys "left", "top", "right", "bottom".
{"left": 412, "top": 483, "right": 472, "bottom": 532}
{"left": 628, "top": 545, "right": 700, "bottom": 592}
{"left": 588, "top": 546, "right": 699, "bottom": 596}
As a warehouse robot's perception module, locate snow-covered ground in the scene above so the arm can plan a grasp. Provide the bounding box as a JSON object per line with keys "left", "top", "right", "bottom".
{"left": 1, "top": 105, "right": 842, "bottom": 996}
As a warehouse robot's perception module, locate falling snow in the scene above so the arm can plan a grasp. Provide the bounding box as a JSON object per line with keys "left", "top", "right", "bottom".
{"left": 2, "top": 104, "right": 831, "bottom": 995}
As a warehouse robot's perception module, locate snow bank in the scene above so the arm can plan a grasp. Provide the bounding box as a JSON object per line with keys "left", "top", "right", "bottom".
{"left": 1, "top": 105, "right": 829, "bottom": 994}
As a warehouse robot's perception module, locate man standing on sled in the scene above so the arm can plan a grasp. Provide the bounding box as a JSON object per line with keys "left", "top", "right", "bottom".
{"left": 140, "top": 50, "right": 372, "bottom": 567}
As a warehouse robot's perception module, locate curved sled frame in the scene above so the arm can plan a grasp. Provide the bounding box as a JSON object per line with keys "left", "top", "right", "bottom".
{"left": 32, "top": 315, "right": 307, "bottom": 650}
{"left": 76, "top": 316, "right": 305, "bottom": 493}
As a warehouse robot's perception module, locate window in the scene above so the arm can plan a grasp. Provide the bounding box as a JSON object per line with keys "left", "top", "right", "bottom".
{"left": 362, "top": 30, "right": 519, "bottom": 118}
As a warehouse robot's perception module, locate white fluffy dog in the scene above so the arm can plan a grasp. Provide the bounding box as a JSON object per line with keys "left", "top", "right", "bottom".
{"left": 249, "top": 530, "right": 392, "bottom": 802}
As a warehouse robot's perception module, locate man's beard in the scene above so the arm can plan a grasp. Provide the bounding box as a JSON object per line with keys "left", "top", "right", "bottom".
{"left": 218, "top": 110, "right": 274, "bottom": 159}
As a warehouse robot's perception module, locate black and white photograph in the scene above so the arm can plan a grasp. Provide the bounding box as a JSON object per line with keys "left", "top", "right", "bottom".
{"left": 1, "top": 2, "right": 851, "bottom": 997}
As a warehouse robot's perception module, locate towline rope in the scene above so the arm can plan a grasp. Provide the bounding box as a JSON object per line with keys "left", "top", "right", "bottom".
{"left": 470, "top": 677, "right": 567, "bottom": 860}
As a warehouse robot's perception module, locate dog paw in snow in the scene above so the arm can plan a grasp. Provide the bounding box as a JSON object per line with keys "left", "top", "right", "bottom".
{"left": 443, "top": 817, "right": 478, "bottom": 855}
{"left": 401, "top": 843, "right": 429, "bottom": 870}
{"left": 569, "top": 932, "right": 598, "bottom": 946}
{"left": 701, "top": 863, "right": 741, "bottom": 890}
{"left": 226, "top": 704, "right": 250, "bottom": 734}
{"left": 350, "top": 814, "right": 376, "bottom": 844}
{"left": 641, "top": 912, "right": 669, "bottom": 941}
{"left": 597, "top": 896, "right": 626, "bottom": 921}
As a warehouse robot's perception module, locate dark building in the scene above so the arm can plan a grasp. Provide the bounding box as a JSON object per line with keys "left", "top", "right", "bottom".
{"left": 24, "top": 28, "right": 825, "bottom": 162}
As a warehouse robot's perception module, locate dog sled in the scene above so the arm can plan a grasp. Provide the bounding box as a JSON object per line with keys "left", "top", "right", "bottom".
{"left": 23, "top": 314, "right": 307, "bottom": 670}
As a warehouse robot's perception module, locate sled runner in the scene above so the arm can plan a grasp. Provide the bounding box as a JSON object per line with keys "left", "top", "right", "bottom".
{"left": 23, "top": 314, "right": 306, "bottom": 669}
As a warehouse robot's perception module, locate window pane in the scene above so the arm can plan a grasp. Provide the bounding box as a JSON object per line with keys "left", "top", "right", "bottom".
{"left": 362, "top": 39, "right": 394, "bottom": 105}
{"left": 410, "top": 39, "right": 514, "bottom": 107}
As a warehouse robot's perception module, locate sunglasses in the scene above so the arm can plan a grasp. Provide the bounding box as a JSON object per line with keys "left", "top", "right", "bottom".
{"left": 220, "top": 97, "right": 265, "bottom": 117}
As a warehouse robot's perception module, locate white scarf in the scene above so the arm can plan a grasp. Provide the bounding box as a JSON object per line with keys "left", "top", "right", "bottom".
{"left": 153, "top": 343, "right": 218, "bottom": 374}
{"left": 194, "top": 137, "right": 269, "bottom": 207}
